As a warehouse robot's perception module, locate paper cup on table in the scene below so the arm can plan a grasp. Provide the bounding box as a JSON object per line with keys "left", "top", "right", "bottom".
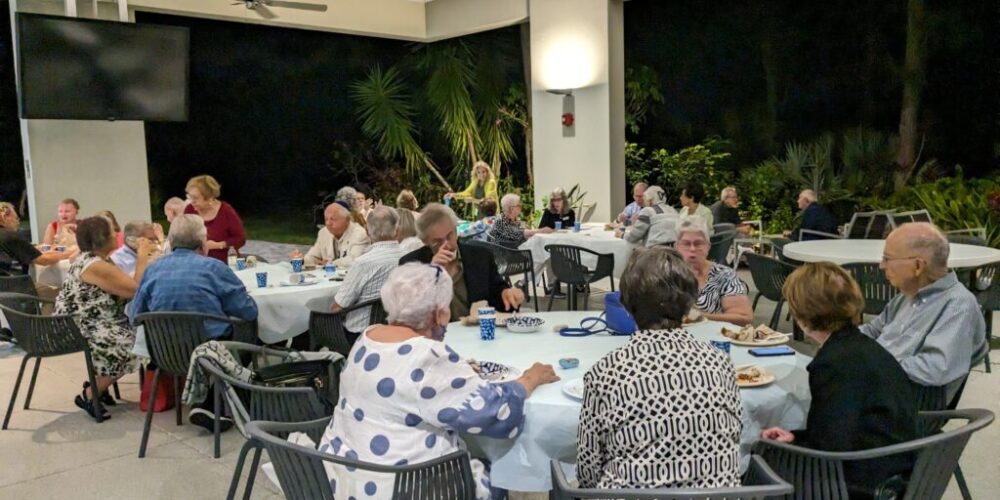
{"left": 554, "top": 221, "right": 563, "bottom": 230}
{"left": 236, "top": 257, "right": 247, "bottom": 271}
{"left": 255, "top": 272, "right": 268, "bottom": 288}
{"left": 290, "top": 258, "right": 304, "bottom": 272}
{"left": 710, "top": 340, "right": 732, "bottom": 354}
{"left": 573, "top": 222, "right": 581, "bottom": 232}
{"left": 478, "top": 306, "right": 496, "bottom": 341}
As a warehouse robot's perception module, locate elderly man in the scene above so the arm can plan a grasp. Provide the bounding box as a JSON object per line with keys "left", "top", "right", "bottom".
{"left": 128, "top": 214, "right": 258, "bottom": 431}
{"left": 710, "top": 186, "right": 751, "bottom": 235}
{"left": 301, "top": 201, "right": 370, "bottom": 267}
{"left": 331, "top": 206, "right": 404, "bottom": 342}
{"left": 617, "top": 182, "right": 647, "bottom": 225}
{"left": 621, "top": 185, "right": 679, "bottom": 247}
{"left": 860, "top": 223, "right": 986, "bottom": 391}
{"left": 401, "top": 203, "right": 525, "bottom": 317}
{"left": 788, "top": 189, "right": 838, "bottom": 241}
{"left": 110, "top": 221, "right": 161, "bottom": 277}
{"left": 487, "top": 193, "right": 552, "bottom": 249}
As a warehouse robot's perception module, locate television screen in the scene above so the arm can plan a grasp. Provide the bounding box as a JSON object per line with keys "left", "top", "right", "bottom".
{"left": 16, "top": 13, "right": 189, "bottom": 121}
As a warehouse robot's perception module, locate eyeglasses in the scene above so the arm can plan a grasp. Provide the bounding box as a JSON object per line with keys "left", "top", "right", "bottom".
{"left": 881, "top": 254, "right": 920, "bottom": 263}
{"left": 676, "top": 240, "right": 708, "bottom": 249}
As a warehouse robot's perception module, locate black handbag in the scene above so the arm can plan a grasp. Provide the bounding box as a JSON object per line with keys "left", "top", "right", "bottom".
{"left": 253, "top": 359, "right": 337, "bottom": 412}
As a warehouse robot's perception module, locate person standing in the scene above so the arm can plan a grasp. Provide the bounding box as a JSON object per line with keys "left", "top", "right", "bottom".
{"left": 183, "top": 175, "right": 246, "bottom": 263}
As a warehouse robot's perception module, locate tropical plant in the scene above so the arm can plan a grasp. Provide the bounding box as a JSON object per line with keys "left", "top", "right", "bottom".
{"left": 624, "top": 137, "right": 732, "bottom": 203}
{"left": 625, "top": 64, "right": 665, "bottom": 135}
{"left": 882, "top": 169, "right": 1000, "bottom": 247}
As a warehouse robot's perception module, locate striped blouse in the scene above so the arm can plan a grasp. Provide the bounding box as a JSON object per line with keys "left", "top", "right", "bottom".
{"left": 696, "top": 263, "right": 749, "bottom": 313}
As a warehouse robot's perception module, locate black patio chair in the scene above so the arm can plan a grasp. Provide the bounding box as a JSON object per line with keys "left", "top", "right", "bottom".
{"left": 713, "top": 222, "right": 736, "bottom": 235}
{"left": 550, "top": 455, "right": 792, "bottom": 500}
{"left": 947, "top": 234, "right": 987, "bottom": 247}
{"left": 471, "top": 240, "right": 540, "bottom": 311}
{"left": 972, "top": 262, "right": 1000, "bottom": 373}
{"left": 709, "top": 231, "right": 736, "bottom": 267}
{"left": 247, "top": 418, "right": 478, "bottom": 500}
{"left": 196, "top": 343, "right": 339, "bottom": 500}
{"left": 756, "top": 409, "right": 994, "bottom": 500}
{"left": 0, "top": 292, "right": 109, "bottom": 428}
{"left": 744, "top": 253, "right": 796, "bottom": 331}
{"left": 0, "top": 273, "right": 37, "bottom": 297}
{"left": 308, "top": 298, "right": 387, "bottom": 357}
{"left": 134, "top": 311, "right": 255, "bottom": 459}
{"left": 843, "top": 262, "right": 897, "bottom": 317}
{"left": 544, "top": 244, "right": 615, "bottom": 311}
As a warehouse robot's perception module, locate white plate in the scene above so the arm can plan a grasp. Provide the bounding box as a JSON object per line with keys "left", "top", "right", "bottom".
{"left": 726, "top": 335, "right": 790, "bottom": 347}
{"left": 505, "top": 317, "right": 545, "bottom": 333}
{"left": 472, "top": 361, "right": 522, "bottom": 383}
{"left": 736, "top": 368, "right": 776, "bottom": 388}
{"left": 279, "top": 278, "right": 322, "bottom": 287}
{"left": 562, "top": 378, "right": 585, "bottom": 400}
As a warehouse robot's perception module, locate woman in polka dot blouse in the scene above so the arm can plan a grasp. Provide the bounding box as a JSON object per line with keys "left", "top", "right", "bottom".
{"left": 320, "top": 263, "right": 559, "bottom": 499}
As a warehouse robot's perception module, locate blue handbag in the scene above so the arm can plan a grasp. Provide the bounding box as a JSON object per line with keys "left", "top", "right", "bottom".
{"left": 559, "top": 291, "right": 638, "bottom": 337}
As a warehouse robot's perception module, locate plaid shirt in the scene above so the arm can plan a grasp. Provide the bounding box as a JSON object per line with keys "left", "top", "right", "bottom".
{"left": 334, "top": 241, "right": 404, "bottom": 332}
{"left": 127, "top": 248, "right": 258, "bottom": 338}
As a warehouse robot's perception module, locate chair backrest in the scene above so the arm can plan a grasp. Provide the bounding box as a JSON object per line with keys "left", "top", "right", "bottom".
{"left": 477, "top": 241, "right": 533, "bottom": 278}
{"left": 708, "top": 231, "right": 736, "bottom": 266}
{"left": 550, "top": 455, "right": 793, "bottom": 500}
{"left": 0, "top": 274, "right": 37, "bottom": 297}
{"left": 891, "top": 209, "right": 932, "bottom": 226}
{"left": 842, "top": 262, "right": 897, "bottom": 316}
{"left": 846, "top": 211, "right": 895, "bottom": 239}
{"left": 135, "top": 312, "right": 222, "bottom": 376}
{"left": 745, "top": 253, "right": 796, "bottom": 302}
{"left": 713, "top": 223, "right": 736, "bottom": 235}
{"left": 545, "top": 244, "right": 589, "bottom": 285}
{"left": 248, "top": 419, "right": 478, "bottom": 500}
{"left": 0, "top": 292, "right": 87, "bottom": 356}
{"left": 308, "top": 298, "right": 386, "bottom": 356}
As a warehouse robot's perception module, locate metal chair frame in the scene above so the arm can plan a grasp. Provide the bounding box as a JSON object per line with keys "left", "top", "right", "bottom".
{"left": 308, "top": 298, "right": 387, "bottom": 357}
{"left": 544, "top": 244, "right": 615, "bottom": 311}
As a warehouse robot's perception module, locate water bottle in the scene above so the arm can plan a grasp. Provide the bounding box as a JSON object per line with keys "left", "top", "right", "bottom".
{"left": 227, "top": 246, "right": 237, "bottom": 269}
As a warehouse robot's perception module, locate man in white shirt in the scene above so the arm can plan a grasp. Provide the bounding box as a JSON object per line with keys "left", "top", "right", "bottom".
{"left": 301, "top": 201, "right": 370, "bottom": 267}
{"left": 109, "top": 220, "right": 161, "bottom": 277}
{"left": 331, "top": 206, "right": 404, "bottom": 339}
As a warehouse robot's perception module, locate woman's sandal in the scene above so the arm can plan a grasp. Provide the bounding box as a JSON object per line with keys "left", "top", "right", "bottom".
{"left": 82, "top": 381, "right": 116, "bottom": 406}
{"left": 75, "top": 387, "right": 111, "bottom": 421}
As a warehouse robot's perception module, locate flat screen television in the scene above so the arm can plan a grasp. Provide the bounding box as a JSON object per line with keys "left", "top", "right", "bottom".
{"left": 16, "top": 13, "right": 190, "bottom": 121}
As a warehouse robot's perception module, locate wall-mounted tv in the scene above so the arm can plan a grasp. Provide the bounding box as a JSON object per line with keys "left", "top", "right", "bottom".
{"left": 16, "top": 13, "right": 190, "bottom": 121}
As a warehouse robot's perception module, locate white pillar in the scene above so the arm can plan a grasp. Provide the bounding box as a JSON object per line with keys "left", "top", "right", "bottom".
{"left": 529, "top": 0, "right": 625, "bottom": 222}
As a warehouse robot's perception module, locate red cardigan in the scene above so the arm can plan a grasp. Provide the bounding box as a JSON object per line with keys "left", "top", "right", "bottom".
{"left": 184, "top": 201, "right": 246, "bottom": 262}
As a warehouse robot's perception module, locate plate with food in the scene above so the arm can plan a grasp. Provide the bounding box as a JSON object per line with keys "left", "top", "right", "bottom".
{"left": 683, "top": 308, "right": 707, "bottom": 325}
{"left": 468, "top": 360, "right": 522, "bottom": 383}
{"left": 720, "top": 324, "right": 790, "bottom": 346}
{"left": 505, "top": 315, "right": 545, "bottom": 333}
{"left": 735, "top": 365, "right": 775, "bottom": 388}
{"left": 562, "top": 378, "right": 585, "bottom": 400}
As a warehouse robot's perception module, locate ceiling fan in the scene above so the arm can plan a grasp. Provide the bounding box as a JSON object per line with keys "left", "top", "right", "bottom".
{"left": 233, "top": 0, "right": 329, "bottom": 19}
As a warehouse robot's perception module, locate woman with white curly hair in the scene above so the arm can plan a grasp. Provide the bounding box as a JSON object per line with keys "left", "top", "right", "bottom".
{"left": 319, "top": 263, "right": 558, "bottom": 499}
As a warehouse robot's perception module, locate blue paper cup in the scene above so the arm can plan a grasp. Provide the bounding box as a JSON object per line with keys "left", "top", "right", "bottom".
{"left": 236, "top": 258, "right": 247, "bottom": 271}
{"left": 477, "top": 306, "right": 496, "bottom": 341}
{"left": 573, "top": 222, "right": 582, "bottom": 232}
{"left": 255, "top": 272, "right": 268, "bottom": 288}
{"left": 324, "top": 263, "right": 337, "bottom": 277}
{"left": 554, "top": 221, "right": 563, "bottom": 230}
{"left": 710, "top": 340, "right": 732, "bottom": 354}
{"left": 444, "top": 197, "right": 452, "bottom": 207}
{"left": 290, "top": 258, "right": 304, "bottom": 273}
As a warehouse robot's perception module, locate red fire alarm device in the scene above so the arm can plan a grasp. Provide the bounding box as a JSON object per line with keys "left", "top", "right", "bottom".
{"left": 561, "top": 112, "right": 575, "bottom": 127}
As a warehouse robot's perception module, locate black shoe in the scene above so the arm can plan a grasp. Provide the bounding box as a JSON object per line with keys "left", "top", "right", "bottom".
{"left": 0, "top": 327, "right": 14, "bottom": 343}
{"left": 545, "top": 285, "right": 566, "bottom": 298}
{"left": 189, "top": 408, "right": 234, "bottom": 433}
{"left": 83, "top": 382, "right": 116, "bottom": 406}
{"left": 574, "top": 284, "right": 589, "bottom": 294}
{"left": 74, "top": 392, "right": 110, "bottom": 421}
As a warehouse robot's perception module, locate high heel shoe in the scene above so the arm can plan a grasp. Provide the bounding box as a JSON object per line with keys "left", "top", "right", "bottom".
{"left": 82, "top": 382, "right": 116, "bottom": 406}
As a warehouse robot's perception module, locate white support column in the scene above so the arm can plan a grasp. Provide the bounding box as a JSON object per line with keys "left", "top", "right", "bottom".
{"left": 528, "top": 0, "right": 625, "bottom": 222}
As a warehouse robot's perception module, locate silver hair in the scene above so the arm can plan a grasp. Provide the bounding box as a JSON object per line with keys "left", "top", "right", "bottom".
{"left": 901, "top": 222, "right": 950, "bottom": 270}
{"left": 163, "top": 197, "right": 185, "bottom": 213}
{"left": 168, "top": 214, "right": 208, "bottom": 250}
{"left": 677, "top": 215, "right": 711, "bottom": 241}
{"left": 501, "top": 193, "right": 521, "bottom": 212}
{"left": 335, "top": 186, "right": 358, "bottom": 204}
{"left": 381, "top": 263, "right": 453, "bottom": 331}
{"left": 800, "top": 189, "right": 818, "bottom": 202}
{"left": 417, "top": 203, "right": 459, "bottom": 241}
{"left": 643, "top": 185, "right": 667, "bottom": 206}
{"left": 720, "top": 186, "right": 738, "bottom": 201}
{"left": 366, "top": 206, "right": 399, "bottom": 241}
{"left": 123, "top": 220, "right": 153, "bottom": 240}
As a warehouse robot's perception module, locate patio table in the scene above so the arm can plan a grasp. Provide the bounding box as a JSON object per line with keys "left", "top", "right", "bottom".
{"left": 783, "top": 239, "right": 1000, "bottom": 268}
{"left": 518, "top": 223, "right": 635, "bottom": 279}
{"left": 450, "top": 311, "right": 811, "bottom": 492}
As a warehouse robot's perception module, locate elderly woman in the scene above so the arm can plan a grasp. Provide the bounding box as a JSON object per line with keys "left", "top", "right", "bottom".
{"left": 621, "top": 185, "right": 679, "bottom": 247}
{"left": 675, "top": 216, "right": 752, "bottom": 325}
{"left": 55, "top": 217, "right": 154, "bottom": 418}
{"left": 679, "top": 182, "right": 714, "bottom": 232}
{"left": 183, "top": 175, "right": 246, "bottom": 263}
{"left": 320, "top": 263, "right": 558, "bottom": 499}
{"left": 538, "top": 187, "right": 576, "bottom": 230}
{"left": 578, "top": 246, "right": 742, "bottom": 489}
{"left": 446, "top": 161, "right": 498, "bottom": 204}
{"left": 762, "top": 262, "right": 916, "bottom": 497}
{"left": 336, "top": 186, "right": 368, "bottom": 228}
{"left": 397, "top": 208, "right": 424, "bottom": 253}
{"left": 42, "top": 198, "right": 80, "bottom": 246}
{"left": 487, "top": 193, "right": 552, "bottom": 249}
{"left": 0, "top": 202, "right": 71, "bottom": 275}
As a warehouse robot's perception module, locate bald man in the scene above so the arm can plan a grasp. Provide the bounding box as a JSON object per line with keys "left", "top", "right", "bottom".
{"left": 788, "top": 189, "right": 838, "bottom": 240}
{"left": 860, "top": 223, "right": 986, "bottom": 390}
{"left": 300, "top": 201, "right": 370, "bottom": 267}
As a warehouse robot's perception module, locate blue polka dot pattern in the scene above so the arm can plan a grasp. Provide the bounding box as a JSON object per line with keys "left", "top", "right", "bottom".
{"left": 376, "top": 378, "right": 395, "bottom": 397}
{"left": 330, "top": 479, "right": 337, "bottom": 492}
{"left": 410, "top": 369, "right": 424, "bottom": 382}
{"left": 370, "top": 435, "right": 390, "bottom": 456}
{"left": 420, "top": 387, "right": 436, "bottom": 399}
{"left": 339, "top": 398, "right": 347, "bottom": 410}
{"left": 438, "top": 407, "right": 459, "bottom": 423}
{"left": 354, "top": 408, "right": 364, "bottom": 422}
{"left": 448, "top": 352, "right": 460, "bottom": 363}
{"left": 397, "top": 344, "right": 412, "bottom": 355}
{"left": 349, "top": 496, "right": 357, "bottom": 500}
{"left": 363, "top": 353, "right": 380, "bottom": 371}
{"left": 345, "top": 450, "right": 358, "bottom": 471}
{"left": 364, "top": 482, "right": 377, "bottom": 496}
{"left": 404, "top": 413, "right": 422, "bottom": 427}
{"left": 425, "top": 433, "right": 437, "bottom": 448}
{"left": 450, "top": 377, "right": 466, "bottom": 389}
{"left": 395, "top": 459, "right": 408, "bottom": 466}
{"left": 353, "top": 346, "right": 366, "bottom": 363}
{"left": 332, "top": 437, "right": 342, "bottom": 453}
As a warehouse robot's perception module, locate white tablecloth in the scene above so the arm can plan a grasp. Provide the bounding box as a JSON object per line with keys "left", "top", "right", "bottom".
{"left": 235, "top": 262, "right": 342, "bottom": 344}
{"left": 33, "top": 260, "right": 70, "bottom": 288}
{"left": 783, "top": 239, "right": 1000, "bottom": 268}
{"left": 447, "top": 311, "right": 812, "bottom": 492}
{"left": 519, "top": 223, "right": 634, "bottom": 279}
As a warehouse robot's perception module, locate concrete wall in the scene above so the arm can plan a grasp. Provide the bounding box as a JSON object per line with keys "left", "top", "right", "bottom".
{"left": 528, "top": 0, "right": 625, "bottom": 222}
{"left": 425, "top": 0, "right": 527, "bottom": 41}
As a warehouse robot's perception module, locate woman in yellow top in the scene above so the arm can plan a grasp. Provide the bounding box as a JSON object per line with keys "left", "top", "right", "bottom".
{"left": 445, "top": 161, "right": 498, "bottom": 204}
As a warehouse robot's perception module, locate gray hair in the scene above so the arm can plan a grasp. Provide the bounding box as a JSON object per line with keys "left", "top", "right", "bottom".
{"left": 677, "top": 215, "right": 711, "bottom": 242}
{"left": 620, "top": 247, "right": 698, "bottom": 329}
{"left": 366, "top": 206, "right": 399, "bottom": 241}
{"left": 799, "top": 189, "right": 818, "bottom": 203}
{"left": 720, "top": 186, "right": 738, "bottom": 201}
{"left": 643, "top": 185, "right": 667, "bottom": 206}
{"left": 417, "top": 203, "right": 458, "bottom": 242}
{"left": 500, "top": 193, "right": 521, "bottom": 212}
{"left": 634, "top": 182, "right": 648, "bottom": 190}
{"left": 381, "top": 263, "right": 453, "bottom": 331}
{"left": 164, "top": 197, "right": 185, "bottom": 214}
{"left": 335, "top": 186, "right": 358, "bottom": 204}
{"left": 901, "top": 222, "right": 950, "bottom": 270}
{"left": 123, "top": 220, "right": 154, "bottom": 247}
{"left": 168, "top": 214, "right": 208, "bottom": 250}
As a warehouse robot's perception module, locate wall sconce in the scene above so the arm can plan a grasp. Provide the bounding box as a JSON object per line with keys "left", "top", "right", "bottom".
{"left": 546, "top": 89, "right": 575, "bottom": 137}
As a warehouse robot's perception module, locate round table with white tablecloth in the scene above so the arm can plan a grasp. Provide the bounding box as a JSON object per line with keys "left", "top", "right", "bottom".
{"left": 518, "top": 223, "right": 635, "bottom": 279}
{"left": 448, "top": 311, "right": 811, "bottom": 492}
{"left": 233, "top": 262, "right": 342, "bottom": 344}
{"left": 783, "top": 239, "right": 1000, "bottom": 267}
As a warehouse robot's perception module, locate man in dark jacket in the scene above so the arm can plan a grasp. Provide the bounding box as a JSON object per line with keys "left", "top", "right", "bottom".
{"left": 789, "top": 189, "right": 839, "bottom": 240}
{"left": 400, "top": 203, "right": 524, "bottom": 318}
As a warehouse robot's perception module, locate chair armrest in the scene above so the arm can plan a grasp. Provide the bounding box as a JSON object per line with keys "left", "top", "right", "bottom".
{"left": 945, "top": 227, "right": 987, "bottom": 239}
{"left": 799, "top": 229, "right": 842, "bottom": 240}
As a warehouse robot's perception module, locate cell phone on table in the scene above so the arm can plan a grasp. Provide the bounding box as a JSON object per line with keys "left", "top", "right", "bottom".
{"left": 749, "top": 345, "right": 795, "bottom": 357}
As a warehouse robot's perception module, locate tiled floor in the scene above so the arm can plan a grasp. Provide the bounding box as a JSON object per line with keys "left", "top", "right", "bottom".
{"left": 1, "top": 272, "right": 996, "bottom": 499}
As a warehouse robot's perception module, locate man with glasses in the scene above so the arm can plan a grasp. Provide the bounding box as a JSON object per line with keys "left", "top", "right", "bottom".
{"left": 860, "top": 223, "right": 986, "bottom": 393}
{"left": 710, "top": 186, "right": 751, "bottom": 235}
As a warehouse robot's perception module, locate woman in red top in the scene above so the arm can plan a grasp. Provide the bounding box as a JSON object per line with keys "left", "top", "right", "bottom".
{"left": 183, "top": 175, "right": 246, "bottom": 262}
